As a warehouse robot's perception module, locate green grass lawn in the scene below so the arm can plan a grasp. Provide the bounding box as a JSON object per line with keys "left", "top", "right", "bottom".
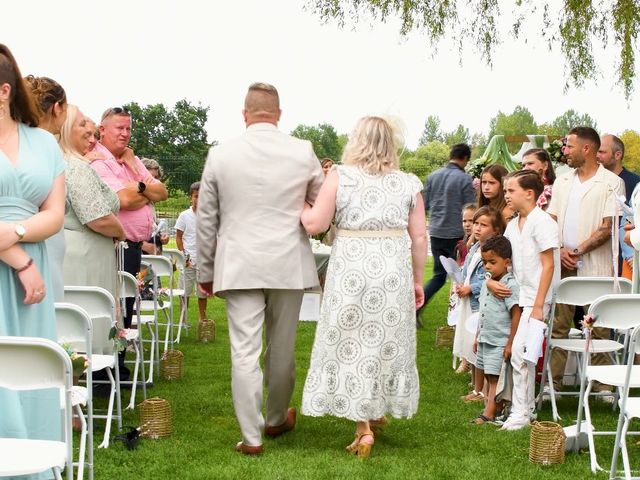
{"left": 92, "top": 261, "right": 637, "bottom": 479}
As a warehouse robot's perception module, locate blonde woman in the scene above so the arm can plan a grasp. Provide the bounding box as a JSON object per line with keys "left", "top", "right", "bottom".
{"left": 300, "top": 116, "right": 427, "bottom": 459}
{"left": 59, "top": 105, "right": 124, "bottom": 299}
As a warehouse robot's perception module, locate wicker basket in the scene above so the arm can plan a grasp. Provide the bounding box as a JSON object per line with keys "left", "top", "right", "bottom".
{"left": 436, "top": 326, "right": 455, "bottom": 348}
{"left": 160, "top": 349, "right": 184, "bottom": 380}
{"left": 197, "top": 319, "right": 216, "bottom": 343}
{"left": 529, "top": 421, "right": 566, "bottom": 465}
{"left": 138, "top": 397, "right": 172, "bottom": 439}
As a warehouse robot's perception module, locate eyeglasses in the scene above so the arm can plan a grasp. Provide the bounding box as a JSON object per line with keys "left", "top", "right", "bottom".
{"left": 101, "top": 106, "right": 130, "bottom": 121}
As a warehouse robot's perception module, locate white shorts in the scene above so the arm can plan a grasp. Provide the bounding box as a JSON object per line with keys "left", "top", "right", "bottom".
{"left": 179, "top": 265, "right": 207, "bottom": 299}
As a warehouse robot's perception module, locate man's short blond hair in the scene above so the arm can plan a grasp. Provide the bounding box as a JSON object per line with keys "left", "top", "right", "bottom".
{"left": 244, "top": 82, "right": 280, "bottom": 115}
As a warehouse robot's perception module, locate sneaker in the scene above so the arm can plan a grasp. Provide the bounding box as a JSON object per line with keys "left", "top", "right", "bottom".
{"left": 597, "top": 390, "right": 616, "bottom": 404}
{"left": 500, "top": 415, "right": 530, "bottom": 431}
{"left": 461, "top": 390, "right": 485, "bottom": 403}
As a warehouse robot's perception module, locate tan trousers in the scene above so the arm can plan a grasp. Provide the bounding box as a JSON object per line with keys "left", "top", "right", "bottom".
{"left": 224, "top": 289, "right": 304, "bottom": 446}
{"left": 550, "top": 268, "right": 612, "bottom": 390}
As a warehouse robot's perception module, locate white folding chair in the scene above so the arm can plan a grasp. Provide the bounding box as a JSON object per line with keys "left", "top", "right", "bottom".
{"left": 55, "top": 302, "right": 94, "bottom": 480}
{"left": 0, "top": 336, "right": 73, "bottom": 480}
{"left": 140, "top": 255, "right": 176, "bottom": 352}
{"left": 64, "top": 286, "right": 122, "bottom": 449}
{"left": 537, "top": 277, "right": 632, "bottom": 421}
{"left": 610, "top": 320, "right": 640, "bottom": 479}
{"left": 572, "top": 294, "right": 640, "bottom": 471}
{"left": 163, "top": 248, "right": 189, "bottom": 343}
{"left": 117, "top": 271, "right": 148, "bottom": 408}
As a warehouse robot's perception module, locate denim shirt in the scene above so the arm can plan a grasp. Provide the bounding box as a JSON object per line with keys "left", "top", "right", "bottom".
{"left": 477, "top": 273, "right": 520, "bottom": 346}
{"left": 461, "top": 242, "right": 486, "bottom": 312}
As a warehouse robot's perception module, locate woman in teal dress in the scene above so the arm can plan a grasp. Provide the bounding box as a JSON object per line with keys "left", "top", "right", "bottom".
{"left": 0, "top": 45, "right": 66, "bottom": 479}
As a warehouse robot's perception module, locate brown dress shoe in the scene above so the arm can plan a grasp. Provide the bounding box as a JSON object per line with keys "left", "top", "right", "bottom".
{"left": 265, "top": 407, "right": 297, "bottom": 438}
{"left": 235, "top": 442, "right": 263, "bottom": 455}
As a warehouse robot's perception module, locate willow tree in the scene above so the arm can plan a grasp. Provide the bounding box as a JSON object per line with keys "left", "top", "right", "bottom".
{"left": 307, "top": 0, "right": 640, "bottom": 99}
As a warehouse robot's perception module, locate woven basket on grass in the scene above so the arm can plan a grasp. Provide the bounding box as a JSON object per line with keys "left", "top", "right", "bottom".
{"left": 160, "top": 349, "right": 184, "bottom": 380}
{"left": 197, "top": 319, "right": 216, "bottom": 343}
{"left": 138, "top": 397, "right": 171, "bottom": 439}
{"left": 529, "top": 421, "right": 566, "bottom": 465}
{"left": 436, "top": 326, "right": 455, "bottom": 348}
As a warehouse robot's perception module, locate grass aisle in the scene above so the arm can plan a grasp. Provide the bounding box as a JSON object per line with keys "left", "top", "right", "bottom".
{"left": 94, "top": 261, "right": 635, "bottom": 479}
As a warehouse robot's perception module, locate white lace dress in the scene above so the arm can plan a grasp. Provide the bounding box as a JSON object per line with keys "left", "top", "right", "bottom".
{"left": 302, "top": 165, "right": 422, "bottom": 421}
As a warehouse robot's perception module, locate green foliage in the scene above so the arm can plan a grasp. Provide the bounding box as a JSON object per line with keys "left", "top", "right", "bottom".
{"left": 418, "top": 115, "right": 443, "bottom": 145}
{"left": 125, "top": 100, "right": 213, "bottom": 193}
{"left": 400, "top": 141, "right": 449, "bottom": 179}
{"left": 537, "top": 109, "right": 598, "bottom": 137}
{"left": 291, "top": 123, "right": 343, "bottom": 162}
{"left": 488, "top": 105, "right": 538, "bottom": 138}
{"left": 308, "top": 0, "right": 640, "bottom": 99}
{"left": 443, "top": 124, "right": 470, "bottom": 146}
{"left": 620, "top": 129, "right": 640, "bottom": 174}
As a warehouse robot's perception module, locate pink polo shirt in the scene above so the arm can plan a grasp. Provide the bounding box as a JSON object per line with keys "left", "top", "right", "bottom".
{"left": 90, "top": 143, "right": 155, "bottom": 242}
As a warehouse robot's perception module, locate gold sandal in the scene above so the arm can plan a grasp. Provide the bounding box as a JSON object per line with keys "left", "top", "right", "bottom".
{"left": 345, "top": 429, "right": 375, "bottom": 459}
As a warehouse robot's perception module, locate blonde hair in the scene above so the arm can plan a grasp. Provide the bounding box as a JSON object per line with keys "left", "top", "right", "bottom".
{"left": 58, "top": 104, "right": 85, "bottom": 159}
{"left": 244, "top": 82, "right": 280, "bottom": 115}
{"left": 341, "top": 116, "right": 403, "bottom": 174}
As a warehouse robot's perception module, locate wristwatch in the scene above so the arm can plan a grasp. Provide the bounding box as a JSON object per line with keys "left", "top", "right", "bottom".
{"left": 14, "top": 224, "right": 26, "bottom": 240}
{"left": 137, "top": 181, "right": 146, "bottom": 194}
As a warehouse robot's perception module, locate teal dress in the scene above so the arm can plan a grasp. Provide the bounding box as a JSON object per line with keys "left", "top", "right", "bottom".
{"left": 0, "top": 124, "right": 65, "bottom": 479}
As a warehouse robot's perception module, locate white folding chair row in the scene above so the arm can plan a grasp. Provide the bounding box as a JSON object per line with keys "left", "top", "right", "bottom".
{"left": 571, "top": 294, "right": 640, "bottom": 473}
{"left": 55, "top": 302, "right": 95, "bottom": 480}
{"left": 140, "top": 255, "right": 178, "bottom": 352}
{"left": 63, "top": 286, "right": 122, "bottom": 449}
{"left": 0, "top": 336, "right": 74, "bottom": 480}
{"left": 537, "top": 276, "right": 632, "bottom": 421}
{"left": 116, "top": 271, "right": 148, "bottom": 408}
{"left": 163, "top": 248, "right": 189, "bottom": 343}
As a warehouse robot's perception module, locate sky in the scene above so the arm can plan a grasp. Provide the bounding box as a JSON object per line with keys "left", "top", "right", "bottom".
{"left": 4, "top": 0, "right": 639, "bottom": 149}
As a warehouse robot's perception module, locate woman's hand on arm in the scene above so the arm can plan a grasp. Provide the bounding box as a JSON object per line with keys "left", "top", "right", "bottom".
{"left": 0, "top": 245, "right": 45, "bottom": 304}
{"left": 86, "top": 213, "right": 126, "bottom": 240}
{"left": 301, "top": 169, "right": 338, "bottom": 235}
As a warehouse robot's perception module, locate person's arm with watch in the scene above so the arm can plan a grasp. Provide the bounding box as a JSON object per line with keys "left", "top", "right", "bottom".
{"left": 138, "top": 176, "right": 168, "bottom": 203}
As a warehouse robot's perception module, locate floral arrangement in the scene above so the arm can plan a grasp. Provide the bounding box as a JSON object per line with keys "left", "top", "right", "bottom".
{"left": 136, "top": 265, "right": 169, "bottom": 305}
{"left": 581, "top": 313, "right": 596, "bottom": 330}
{"left": 109, "top": 325, "right": 128, "bottom": 353}
{"left": 60, "top": 342, "right": 90, "bottom": 377}
{"left": 546, "top": 137, "right": 567, "bottom": 165}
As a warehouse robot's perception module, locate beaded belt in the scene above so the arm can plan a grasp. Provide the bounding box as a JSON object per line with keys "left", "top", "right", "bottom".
{"left": 336, "top": 229, "right": 406, "bottom": 238}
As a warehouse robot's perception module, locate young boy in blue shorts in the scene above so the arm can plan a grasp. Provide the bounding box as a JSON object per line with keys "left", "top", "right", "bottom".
{"left": 471, "top": 235, "right": 522, "bottom": 424}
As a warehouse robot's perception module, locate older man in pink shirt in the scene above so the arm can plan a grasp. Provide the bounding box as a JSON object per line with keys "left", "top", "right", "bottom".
{"left": 91, "top": 107, "right": 168, "bottom": 377}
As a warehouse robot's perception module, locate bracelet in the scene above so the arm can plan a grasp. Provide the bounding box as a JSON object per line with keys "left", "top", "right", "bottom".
{"left": 15, "top": 258, "right": 34, "bottom": 274}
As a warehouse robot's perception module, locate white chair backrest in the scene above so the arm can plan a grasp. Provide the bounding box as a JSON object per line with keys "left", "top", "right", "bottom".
{"left": 587, "top": 294, "right": 640, "bottom": 332}
{"left": 0, "top": 336, "right": 72, "bottom": 392}
{"left": 117, "top": 271, "right": 139, "bottom": 300}
{"left": 55, "top": 302, "right": 93, "bottom": 358}
{"left": 64, "top": 286, "right": 115, "bottom": 355}
{"left": 163, "top": 249, "right": 185, "bottom": 268}
{"left": 141, "top": 255, "right": 173, "bottom": 278}
{"left": 555, "top": 277, "right": 632, "bottom": 306}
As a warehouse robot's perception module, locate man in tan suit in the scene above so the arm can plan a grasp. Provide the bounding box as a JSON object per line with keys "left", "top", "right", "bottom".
{"left": 197, "top": 83, "right": 324, "bottom": 454}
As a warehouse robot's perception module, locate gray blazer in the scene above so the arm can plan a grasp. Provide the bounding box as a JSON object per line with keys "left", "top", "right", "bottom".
{"left": 196, "top": 122, "right": 324, "bottom": 295}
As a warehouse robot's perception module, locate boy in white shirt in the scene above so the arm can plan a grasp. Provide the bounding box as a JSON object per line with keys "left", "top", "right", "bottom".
{"left": 176, "top": 182, "right": 208, "bottom": 321}
{"left": 490, "top": 170, "right": 559, "bottom": 431}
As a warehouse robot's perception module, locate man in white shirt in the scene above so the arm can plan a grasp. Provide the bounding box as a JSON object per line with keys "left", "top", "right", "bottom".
{"left": 547, "top": 126, "right": 624, "bottom": 392}
{"left": 175, "top": 182, "right": 207, "bottom": 321}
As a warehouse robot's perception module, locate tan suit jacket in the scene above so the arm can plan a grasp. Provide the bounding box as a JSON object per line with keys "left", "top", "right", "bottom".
{"left": 196, "top": 122, "right": 324, "bottom": 295}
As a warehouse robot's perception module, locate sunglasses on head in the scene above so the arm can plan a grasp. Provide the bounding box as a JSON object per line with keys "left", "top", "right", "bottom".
{"left": 101, "top": 106, "right": 131, "bottom": 121}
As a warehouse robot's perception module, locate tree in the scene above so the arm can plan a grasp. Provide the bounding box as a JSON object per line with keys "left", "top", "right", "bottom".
{"left": 418, "top": 115, "right": 442, "bottom": 145}
{"left": 620, "top": 130, "right": 640, "bottom": 174}
{"left": 443, "top": 124, "right": 470, "bottom": 146}
{"left": 538, "top": 109, "right": 598, "bottom": 136}
{"left": 308, "top": 0, "right": 640, "bottom": 99}
{"left": 400, "top": 141, "right": 449, "bottom": 179}
{"left": 488, "top": 106, "right": 538, "bottom": 138}
{"left": 126, "top": 99, "right": 212, "bottom": 193}
{"left": 291, "top": 123, "right": 343, "bottom": 161}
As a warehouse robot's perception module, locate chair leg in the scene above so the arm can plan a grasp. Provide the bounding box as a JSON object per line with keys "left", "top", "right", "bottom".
{"left": 75, "top": 404, "right": 86, "bottom": 480}
{"left": 99, "top": 369, "right": 116, "bottom": 449}
{"left": 547, "top": 351, "right": 561, "bottom": 421}
{"left": 583, "top": 381, "right": 603, "bottom": 472}
{"left": 536, "top": 341, "right": 552, "bottom": 412}
{"left": 114, "top": 358, "right": 122, "bottom": 432}
{"left": 127, "top": 341, "right": 141, "bottom": 410}
{"left": 621, "top": 417, "right": 632, "bottom": 480}
{"left": 54, "top": 467, "right": 63, "bottom": 480}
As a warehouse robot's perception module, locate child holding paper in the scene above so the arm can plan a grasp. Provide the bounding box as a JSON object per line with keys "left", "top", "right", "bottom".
{"left": 471, "top": 235, "right": 521, "bottom": 424}
{"left": 491, "top": 170, "right": 559, "bottom": 431}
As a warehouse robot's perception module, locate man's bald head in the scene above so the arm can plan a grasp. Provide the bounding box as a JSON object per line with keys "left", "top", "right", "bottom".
{"left": 243, "top": 82, "right": 281, "bottom": 126}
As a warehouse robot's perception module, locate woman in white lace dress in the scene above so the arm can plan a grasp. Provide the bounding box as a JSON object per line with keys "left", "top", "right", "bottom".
{"left": 301, "top": 116, "right": 427, "bottom": 459}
